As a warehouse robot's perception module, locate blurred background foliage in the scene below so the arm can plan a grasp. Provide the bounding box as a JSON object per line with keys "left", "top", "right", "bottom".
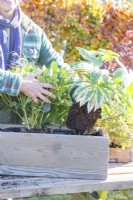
{"left": 21, "top": 0, "right": 133, "bottom": 70}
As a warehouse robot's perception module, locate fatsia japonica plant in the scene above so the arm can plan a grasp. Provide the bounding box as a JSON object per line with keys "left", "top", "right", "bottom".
{"left": 1, "top": 61, "right": 72, "bottom": 130}
{"left": 66, "top": 47, "right": 133, "bottom": 142}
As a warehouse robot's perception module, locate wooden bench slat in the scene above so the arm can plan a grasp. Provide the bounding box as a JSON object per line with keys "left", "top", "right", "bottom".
{"left": 1, "top": 163, "right": 133, "bottom": 199}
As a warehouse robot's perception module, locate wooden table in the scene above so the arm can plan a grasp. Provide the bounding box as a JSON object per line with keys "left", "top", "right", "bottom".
{"left": 1, "top": 162, "right": 133, "bottom": 200}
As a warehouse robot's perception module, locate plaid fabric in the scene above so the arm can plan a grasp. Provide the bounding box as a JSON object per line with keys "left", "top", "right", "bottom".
{"left": 0, "top": 69, "right": 21, "bottom": 96}
{"left": 0, "top": 13, "right": 67, "bottom": 96}
{"left": 21, "top": 13, "right": 66, "bottom": 68}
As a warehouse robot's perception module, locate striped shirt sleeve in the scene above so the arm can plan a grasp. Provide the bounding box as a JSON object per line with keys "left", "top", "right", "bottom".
{"left": 38, "top": 28, "right": 65, "bottom": 68}
{"left": 0, "top": 69, "right": 22, "bottom": 96}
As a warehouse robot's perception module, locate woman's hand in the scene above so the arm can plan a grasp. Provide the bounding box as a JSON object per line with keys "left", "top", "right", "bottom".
{"left": 20, "top": 72, "right": 56, "bottom": 104}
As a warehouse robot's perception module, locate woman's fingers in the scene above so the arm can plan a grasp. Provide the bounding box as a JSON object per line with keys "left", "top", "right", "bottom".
{"left": 20, "top": 76, "right": 56, "bottom": 104}
{"left": 37, "top": 93, "right": 51, "bottom": 104}
{"left": 40, "top": 87, "right": 56, "bottom": 99}
{"left": 41, "top": 82, "right": 56, "bottom": 90}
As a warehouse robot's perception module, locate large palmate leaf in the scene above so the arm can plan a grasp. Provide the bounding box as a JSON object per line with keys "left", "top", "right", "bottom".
{"left": 77, "top": 47, "right": 103, "bottom": 68}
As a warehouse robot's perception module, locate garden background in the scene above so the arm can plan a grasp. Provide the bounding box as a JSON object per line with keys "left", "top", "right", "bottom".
{"left": 20, "top": 0, "right": 133, "bottom": 199}
{"left": 22, "top": 0, "right": 133, "bottom": 71}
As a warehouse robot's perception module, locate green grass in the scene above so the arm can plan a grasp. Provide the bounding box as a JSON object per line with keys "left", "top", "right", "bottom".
{"left": 107, "top": 191, "right": 131, "bottom": 200}
{"left": 17, "top": 195, "right": 71, "bottom": 200}
{"left": 18, "top": 190, "right": 133, "bottom": 200}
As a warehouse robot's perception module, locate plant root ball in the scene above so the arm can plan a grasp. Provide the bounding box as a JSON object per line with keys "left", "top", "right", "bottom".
{"left": 66, "top": 102, "right": 101, "bottom": 134}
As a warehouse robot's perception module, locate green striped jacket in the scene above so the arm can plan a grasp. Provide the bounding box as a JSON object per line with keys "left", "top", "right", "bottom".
{"left": 0, "top": 13, "right": 66, "bottom": 96}
{"left": 21, "top": 13, "right": 65, "bottom": 68}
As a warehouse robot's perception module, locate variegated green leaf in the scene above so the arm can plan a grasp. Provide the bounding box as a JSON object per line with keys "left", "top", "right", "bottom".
{"left": 75, "top": 94, "right": 84, "bottom": 103}
{"left": 102, "top": 73, "right": 110, "bottom": 84}
{"left": 77, "top": 47, "right": 97, "bottom": 61}
{"left": 72, "top": 86, "right": 87, "bottom": 98}
{"left": 90, "top": 70, "right": 101, "bottom": 83}
{"left": 126, "top": 83, "right": 133, "bottom": 99}
{"left": 78, "top": 89, "right": 94, "bottom": 107}
{"left": 101, "top": 88, "right": 112, "bottom": 102}
{"left": 71, "top": 61, "right": 92, "bottom": 70}
{"left": 113, "top": 68, "right": 125, "bottom": 80}
{"left": 94, "top": 88, "right": 104, "bottom": 111}
{"left": 84, "top": 89, "right": 95, "bottom": 101}
{"left": 87, "top": 100, "right": 95, "bottom": 113}
{"left": 68, "top": 84, "right": 78, "bottom": 98}
{"left": 77, "top": 47, "right": 103, "bottom": 68}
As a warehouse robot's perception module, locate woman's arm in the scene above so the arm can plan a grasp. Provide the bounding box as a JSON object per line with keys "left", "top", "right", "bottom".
{"left": 0, "top": 69, "right": 56, "bottom": 103}
{"left": 0, "top": 69, "right": 21, "bottom": 96}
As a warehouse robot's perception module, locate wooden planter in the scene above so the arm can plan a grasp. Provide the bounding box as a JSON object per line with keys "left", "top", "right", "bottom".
{"left": 0, "top": 125, "right": 109, "bottom": 180}
{"left": 109, "top": 148, "right": 133, "bottom": 163}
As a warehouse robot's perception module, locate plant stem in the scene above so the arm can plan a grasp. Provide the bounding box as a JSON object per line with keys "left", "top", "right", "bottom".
{"left": 22, "top": 106, "right": 30, "bottom": 130}
{"left": 2, "top": 94, "right": 11, "bottom": 105}
{"left": 39, "top": 112, "right": 44, "bottom": 128}
{"left": 31, "top": 110, "right": 40, "bottom": 129}
{"left": 15, "top": 112, "right": 25, "bottom": 123}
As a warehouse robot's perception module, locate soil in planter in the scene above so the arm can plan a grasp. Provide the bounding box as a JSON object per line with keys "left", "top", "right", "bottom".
{"left": 0, "top": 127, "right": 74, "bottom": 134}
{"left": 0, "top": 127, "right": 44, "bottom": 133}
{"left": 0, "top": 126, "right": 102, "bottom": 136}
{"left": 109, "top": 141, "right": 122, "bottom": 148}
{"left": 66, "top": 102, "right": 101, "bottom": 134}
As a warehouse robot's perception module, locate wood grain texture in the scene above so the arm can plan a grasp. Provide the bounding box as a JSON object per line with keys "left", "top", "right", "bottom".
{"left": 0, "top": 124, "right": 25, "bottom": 128}
{"left": 0, "top": 165, "right": 107, "bottom": 180}
{"left": 0, "top": 131, "right": 109, "bottom": 180}
{"left": 1, "top": 163, "right": 133, "bottom": 199}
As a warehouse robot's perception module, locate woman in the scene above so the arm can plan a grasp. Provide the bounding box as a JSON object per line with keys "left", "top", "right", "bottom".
{"left": 0, "top": 0, "right": 66, "bottom": 103}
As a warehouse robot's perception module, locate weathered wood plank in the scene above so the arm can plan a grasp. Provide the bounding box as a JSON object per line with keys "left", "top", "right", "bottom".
{"left": 109, "top": 162, "right": 133, "bottom": 174}
{"left": 1, "top": 172, "right": 133, "bottom": 199}
{"left": 0, "top": 165, "right": 107, "bottom": 180}
{"left": 1, "top": 163, "right": 133, "bottom": 199}
{"left": 0, "top": 132, "right": 109, "bottom": 179}
{"left": 1, "top": 162, "right": 132, "bottom": 180}
{"left": 0, "top": 124, "right": 25, "bottom": 128}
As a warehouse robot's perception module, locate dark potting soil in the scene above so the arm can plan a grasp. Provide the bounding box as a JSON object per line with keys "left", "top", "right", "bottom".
{"left": 66, "top": 102, "right": 101, "bottom": 134}
{"left": 0, "top": 127, "right": 74, "bottom": 134}
{"left": 89, "top": 130, "right": 103, "bottom": 136}
{"left": 52, "top": 129, "right": 75, "bottom": 135}
{"left": 52, "top": 129, "right": 102, "bottom": 136}
{"left": 109, "top": 141, "right": 122, "bottom": 148}
{"left": 0, "top": 127, "right": 44, "bottom": 133}
{"left": 0, "top": 127, "right": 103, "bottom": 136}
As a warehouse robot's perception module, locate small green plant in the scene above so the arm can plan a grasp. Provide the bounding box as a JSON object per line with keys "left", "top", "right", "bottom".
{"left": 1, "top": 62, "right": 72, "bottom": 130}
{"left": 96, "top": 101, "right": 133, "bottom": 148}
{"left": 66, "top": 47, "right": 133, "bottom": 147}
{"left": 96, "top": 70, "right": 133, "bottom": 148}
